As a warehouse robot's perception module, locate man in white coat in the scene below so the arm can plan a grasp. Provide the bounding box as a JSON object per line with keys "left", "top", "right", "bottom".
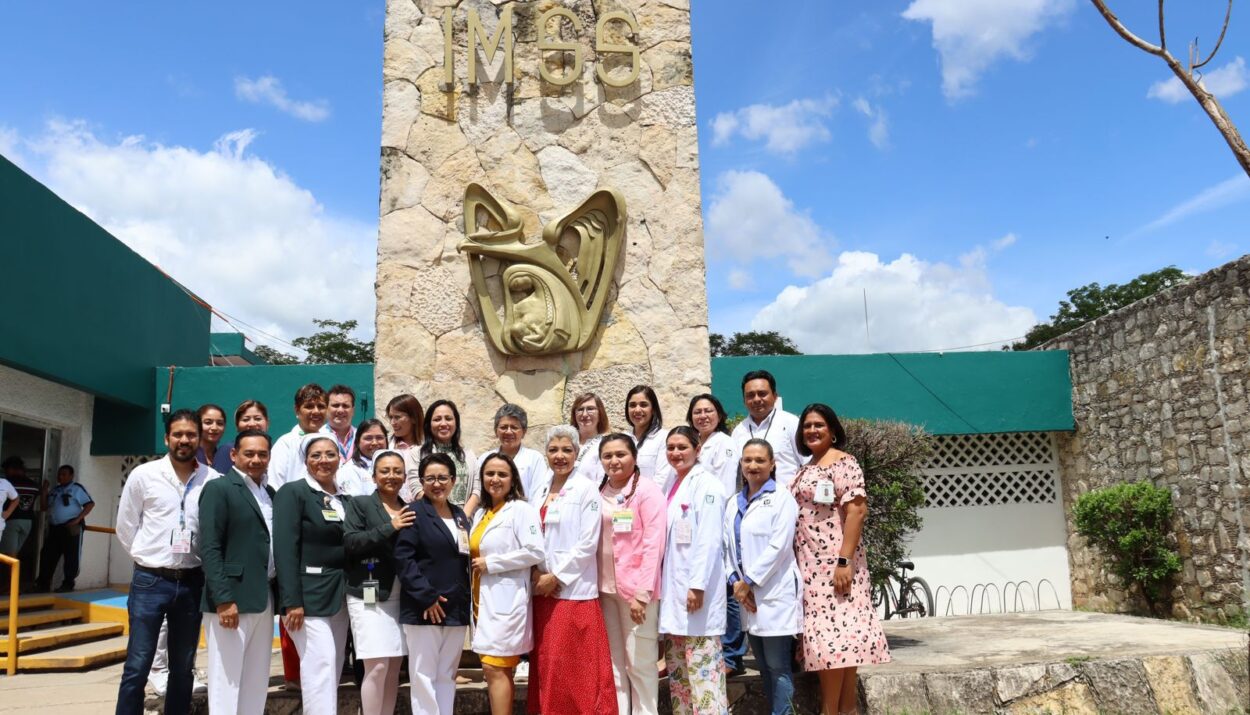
{"left": 268, "top": 383, "right": 328, "bottom": 488}
{"left": 730, "top": 370, "right": 804, "bottom": 489}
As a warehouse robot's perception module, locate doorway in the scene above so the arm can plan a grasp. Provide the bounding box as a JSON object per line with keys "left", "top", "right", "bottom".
{"left": 0, "top": 415, "right": 63, "bottom": 589}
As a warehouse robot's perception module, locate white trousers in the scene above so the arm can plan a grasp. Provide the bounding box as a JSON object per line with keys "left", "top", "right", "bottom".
{"left": 206, "top": 596, "right": 274, "bottom": 715}
{"left": 404, "top": 624, "right": 467, "bottom": 715}
{"left": 601, "top": 592, "right": 661, "bottom": 715}
{"left": 290, "top": 606, "right": 350, "bottom": 715}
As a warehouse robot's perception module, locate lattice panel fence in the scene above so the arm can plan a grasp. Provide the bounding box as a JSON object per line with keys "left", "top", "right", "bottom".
{"left": 921, "top": 432, "right": 1059, "bottom": 508}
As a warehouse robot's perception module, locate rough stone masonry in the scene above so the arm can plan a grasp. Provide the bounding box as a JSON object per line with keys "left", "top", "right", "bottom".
{"left": 1050, "top": 254, "right": 1250, "bottom": 622}
{"left": 375, "top": 0, "right": 710, "bottom": 450}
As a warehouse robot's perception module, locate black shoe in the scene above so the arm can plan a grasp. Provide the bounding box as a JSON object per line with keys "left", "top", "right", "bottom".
{"left": 54, "top": 583, "right": 74, "bottom": 593}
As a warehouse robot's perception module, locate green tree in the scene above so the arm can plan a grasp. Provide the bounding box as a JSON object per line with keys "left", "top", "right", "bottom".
{"left": 253, "top": 345, "right": 300, "bottom": 365}
{"left": 254, "top": 319, "right": 375, "bottom": 365}
{"left": 1012, "top": 267, "right": 1187, "bottom": 350}
{"left": 293, "top": 319, "right": 374, "bottom": 364}
{"left": 709, "top": 330, "right": 802, "bottom": 357}
{"left": 841, "top": 419, "right": 932, "bottom": 588}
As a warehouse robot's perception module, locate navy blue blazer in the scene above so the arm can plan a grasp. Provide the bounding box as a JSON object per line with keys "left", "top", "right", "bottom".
{"left": 395, "top": 498, "right": 472, "bottom": 627}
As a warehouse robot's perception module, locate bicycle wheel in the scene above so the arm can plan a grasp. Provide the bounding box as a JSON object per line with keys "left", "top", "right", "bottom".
{"left": 871, "top": 580, "right": 894, "bottom": 620}
{"left": 899, "top": 577, "right": 935, "bottom": 618}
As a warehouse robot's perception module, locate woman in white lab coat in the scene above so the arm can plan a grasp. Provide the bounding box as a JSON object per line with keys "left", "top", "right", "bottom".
{"left": 570, "top": 392, "right": 610, "bottom": 483}
{"left": 527, "top": 425, "right": 617, "bottom": 715}
{"left": 469, "top": 453, "right": 546, "bottom": 715}
{"left": 685, "top": 394, "right": 739, "bottom": 500}
{"left": 658, "top": 426, "right": 728, "bottom": 715}
{"left": 724, "top": 439, "right": 801, "bottom": 715}
{"left": 625, "top": 385, "right": 670, "bottom": 486}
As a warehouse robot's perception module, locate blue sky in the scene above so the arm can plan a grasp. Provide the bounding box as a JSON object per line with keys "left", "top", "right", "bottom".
{"left": 1, "top": 0, "right": 1247, "bottom": 354}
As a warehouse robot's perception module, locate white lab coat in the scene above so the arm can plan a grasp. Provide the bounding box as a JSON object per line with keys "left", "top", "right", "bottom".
{"left": 268, "top": 426, "right": 306, "bottom": 488}
{"left": 469, "top": 500, "right": 546, "bottom": 657}
{"left": 572, "top": 435, "right": 605, "bottom": 484}
{"left": 632, "top": 428, "right": 671, "bottom": 485}
{"left": 689, "top": 431, "right": 739, "bottom": 500}
{"left": 723, "top": 483, "right": 802, "bottom": 637}
{"left": 658, "top": 465, "right": 727, "bottom": 637}
{"left": 475, "top": 447, "right": 547, "bottom": 499}
{"left": 531, "top": 476, "right": 601, "bottom": 601}
{"left": 730, "top": 409, "right": 803, "bottom": 489}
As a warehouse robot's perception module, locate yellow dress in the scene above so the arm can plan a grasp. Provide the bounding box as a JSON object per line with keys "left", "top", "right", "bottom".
{"left": 471, "top": 504, "right": 521, "bottom": 669}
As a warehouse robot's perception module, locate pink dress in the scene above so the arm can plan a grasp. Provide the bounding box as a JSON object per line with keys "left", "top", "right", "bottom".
{"left": 790, "top": 457, "right": 891, "bottom": 670}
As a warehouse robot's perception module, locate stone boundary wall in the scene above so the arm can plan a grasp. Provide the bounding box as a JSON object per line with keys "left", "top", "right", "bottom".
{"left": 1049, "top": 254, "right": 1250, "bottom": 621}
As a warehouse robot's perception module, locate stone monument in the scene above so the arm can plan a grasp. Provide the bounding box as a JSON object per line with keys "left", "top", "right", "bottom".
{"left": 375, "top": 0, "right": 709, "bottom": 449}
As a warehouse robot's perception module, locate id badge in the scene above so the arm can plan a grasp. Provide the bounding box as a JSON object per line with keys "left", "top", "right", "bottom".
{"left": 675, "top": 518, "right": 693, "bottom": 545}
{"left": 544, "top": 506, "right": 561, "bottom": 525}
{"left": 814, "top": 480, "right": 836, "bottom": 505}
{"left": 457, "top": 528, "right": 471, "bottom": 556}
{"left": 322, "top": 509, "right": 343, "bottom": 522}
{"left": 362, "top": 579, "right": 379, "bottom": 605}
{"left": 611, "top": 509, "right": 634, "bottom": 533}
{"left": 171, "top": 528, "right": 193, "bottom": 555}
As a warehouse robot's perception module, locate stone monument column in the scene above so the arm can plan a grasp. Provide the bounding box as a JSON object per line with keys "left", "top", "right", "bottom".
{"left": 376, "top": 0, "right": 709, "bottom": 449}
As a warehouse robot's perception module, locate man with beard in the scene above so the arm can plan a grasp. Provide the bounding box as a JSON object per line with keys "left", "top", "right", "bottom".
{"left": 115, "top": 409, "right": 218, "bottom": 715}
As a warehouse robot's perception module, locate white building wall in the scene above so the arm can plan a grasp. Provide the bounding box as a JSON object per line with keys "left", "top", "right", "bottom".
{"left": 0, "top": 362, "right": 129, "bottom": 589}
{"left": 905, "top": 432, "right": 1073, "bottom": 616}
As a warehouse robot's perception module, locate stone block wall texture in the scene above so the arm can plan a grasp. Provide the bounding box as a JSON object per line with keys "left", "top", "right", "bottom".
{"left": 375, "top": 0, "right": 709, "bottom": 450}
{"left": 1050, "top": 254, "right": 1250, "bottom": 621}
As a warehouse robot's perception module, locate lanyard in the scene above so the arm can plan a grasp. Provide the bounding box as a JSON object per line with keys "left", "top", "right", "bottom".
{"left": 748, "top": 409, "right": 777, "bottom": 441}
{"left": 176, "top": 472, "right": 198, "bottom": 529}
{"left": 333, "top": 429, "right": 354, "bottom": 461}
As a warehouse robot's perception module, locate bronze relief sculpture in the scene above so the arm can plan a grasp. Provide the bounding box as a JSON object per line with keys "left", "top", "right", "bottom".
{"left": 459, "top": 183, "right": 626, "bottom": 356}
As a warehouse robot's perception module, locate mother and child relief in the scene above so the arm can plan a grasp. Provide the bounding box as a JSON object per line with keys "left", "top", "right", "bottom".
{"left": 114, "top": 371, "right": 888, "bottom": 715}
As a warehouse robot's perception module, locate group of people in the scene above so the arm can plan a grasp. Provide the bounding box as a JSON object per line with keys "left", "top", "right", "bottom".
{"left": 0, "top": 456, "right": 96, "bottom": 594}
{"left": 113, "top": 371, "right": 889, "bottom": 715}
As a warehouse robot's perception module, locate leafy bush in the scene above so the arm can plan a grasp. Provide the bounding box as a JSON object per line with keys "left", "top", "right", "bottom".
{"left": 841, "top": 419, "right": 932, "bottom": 586}
{"left": 1072, "top": 482, "right": 1182, "bottom": 612}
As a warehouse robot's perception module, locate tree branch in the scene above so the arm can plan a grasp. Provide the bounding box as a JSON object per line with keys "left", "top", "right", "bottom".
{"left": 1158, "top": 0, "right": 1167, "bottom": 51}
{"left": 1090, "top": 0, "right": 1166, "bottom": 56}
{"left": 1192, "top": 0, "right": 1233, "bottom": 70}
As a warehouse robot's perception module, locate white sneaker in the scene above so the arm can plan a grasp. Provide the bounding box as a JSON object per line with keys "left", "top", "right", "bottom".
{"left": 193, "top": 676, "right": 207, "bottom": 694}
{"left": 148, "top": 669, "right": 169, "bottom": 696}
{"left": 514, "top": 660, "right": 529, "bottom": 682}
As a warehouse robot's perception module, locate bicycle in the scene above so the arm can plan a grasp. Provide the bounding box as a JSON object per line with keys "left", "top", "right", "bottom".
{"left": 871, "top": 560, "right": 934, "bottom": 619}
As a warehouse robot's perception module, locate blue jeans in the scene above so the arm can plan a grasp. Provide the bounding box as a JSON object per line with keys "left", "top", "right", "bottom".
{"left": 748, "top": 634, "right": 796, "bottom": 715}
{"left": 116, "top": 567, "right": 204, "bottom": 715}
{"left": 721, "top": 586, "right": 748, "bottom": 670}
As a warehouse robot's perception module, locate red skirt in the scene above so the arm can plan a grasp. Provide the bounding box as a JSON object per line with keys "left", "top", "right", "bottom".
{"left": 526, "top": 596, "right": 618, "bottom": 715}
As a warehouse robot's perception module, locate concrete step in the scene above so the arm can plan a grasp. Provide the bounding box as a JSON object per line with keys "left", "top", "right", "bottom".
{"left": 17, "top": 634, "right": 129, "bottom": 671}
{"left": 0, "top": 594, "right": 56, "bottom": 612}
{"left": 0, "top": 607, "right": 82, "bottom": 634}
{"left": 0, "top": 621, "right": 125, "bottom": 654}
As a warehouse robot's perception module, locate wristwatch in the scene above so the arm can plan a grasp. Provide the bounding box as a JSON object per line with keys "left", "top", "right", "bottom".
{"left": 835, "top": 556, "right": 849, "bottom": 567}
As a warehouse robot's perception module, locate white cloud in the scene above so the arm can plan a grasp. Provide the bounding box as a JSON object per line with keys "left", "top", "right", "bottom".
{"left": 851, "top": 97, "right": 890, "bottom": 150}
{"left": 727, "top": 269, "right": 753, "bottom": 291}
{"left": 1206, "top": 239, "right": 1237, "bottom": 259}
{"left": 709, "top": 96, "right": 838, "bottom": 154}
{"left": 1135, "top": 174, "right": 1250, "bottom": 234}
{"left": 1147, "top": 56, "right": 1248, "bottom": 104}
{"left": 0, "top": 126, "right": 24, "bottom": 167}
{"left": 705, "top": 170, "right": 835, "bottom": 279}
{"left": 235, "top": 75, "right": 331, "bottom": 122}
{"left": 15, "top": 119, "right": 374, "bottom": 347}
{"left": 902, "top": 0, "right": 1075, "bottom": 99}
{"left": 992, "top": 232, "right": 1018, "bottom": 250}
{"left": 752, "top": 250, "right": 1036, "bottom": 354}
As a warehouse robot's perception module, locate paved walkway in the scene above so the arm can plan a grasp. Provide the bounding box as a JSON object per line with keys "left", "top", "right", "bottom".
{"left": 0, "top": 610, "right": 1244, "bottom": 714}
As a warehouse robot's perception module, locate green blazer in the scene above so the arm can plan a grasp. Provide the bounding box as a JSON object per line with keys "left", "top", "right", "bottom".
{"left": 274, "top": 478, "right": 347, "bottom": 617}
{"left": 198, "top": 468, "right": 275, "bottom": 614}
{"left": 343, "top": 493, "right": 406, "bottom": 601}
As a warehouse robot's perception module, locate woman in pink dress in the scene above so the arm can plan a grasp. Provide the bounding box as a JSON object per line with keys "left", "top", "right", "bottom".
{"left": 790, "top": 403, "right": 889, "bottom": 715}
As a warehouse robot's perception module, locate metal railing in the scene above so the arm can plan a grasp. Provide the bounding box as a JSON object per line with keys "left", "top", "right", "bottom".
{"left": 0, "top": 523, "right": 117, "bottom": 676}
{"left": 1, "top": 554, "right": 18, "bottom": 676}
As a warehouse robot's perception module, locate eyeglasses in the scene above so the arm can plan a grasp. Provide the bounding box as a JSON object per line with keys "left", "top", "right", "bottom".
{"left": 422, "top": 475, "right": 451, "bottom": 485}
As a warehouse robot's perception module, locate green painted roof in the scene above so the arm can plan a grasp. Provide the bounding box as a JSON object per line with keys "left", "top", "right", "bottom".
{"left": 710, "top": 351, "right": 1074, "bottom": 435}
{"left": 210, "top": 332, "right": 265, "bottom": 365}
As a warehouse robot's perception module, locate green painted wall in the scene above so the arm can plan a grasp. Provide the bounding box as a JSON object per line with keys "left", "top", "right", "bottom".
{"left": 147, "top": 363, "right": 374, "bottom": 453}
{"left": 710, "top": 351, "right": 1074, "bottom": 435}
{"left": 0, "top": 155, "right": 209, "bottom": 454}
{"left": 210, "top": 332, "right": 264, "bottom": 365}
